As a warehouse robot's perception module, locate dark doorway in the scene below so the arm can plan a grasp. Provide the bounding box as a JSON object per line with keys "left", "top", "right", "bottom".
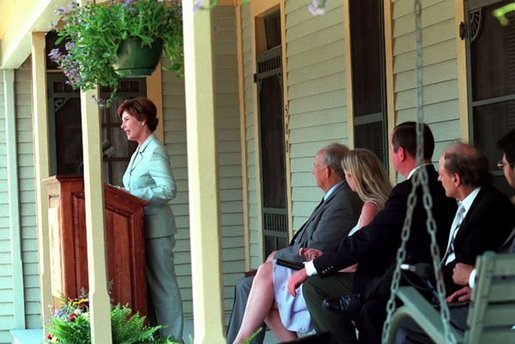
{"left": 256, "top": 11, "right": 289, "bottom": 257}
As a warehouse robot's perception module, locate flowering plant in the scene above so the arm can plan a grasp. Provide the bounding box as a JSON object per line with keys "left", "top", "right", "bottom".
{"left": 49, "top": 0, "right": 182, "bottom": 106}
{"left": 46, "top": 292, "right": 178, "bottom": 343}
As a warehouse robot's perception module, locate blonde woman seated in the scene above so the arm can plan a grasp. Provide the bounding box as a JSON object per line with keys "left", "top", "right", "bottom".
{"left": 232, "top": 148, "right": 391, "bottom": 344}
{"left": 303, "top": 148, "right": 392, "bottom": 266}
{"left": 300, "top": 148, "right": 392, "bottom": 341}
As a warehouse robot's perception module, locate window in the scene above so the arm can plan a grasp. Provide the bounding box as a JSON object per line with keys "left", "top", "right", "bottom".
{"left": 466, "top": 0, "right": 515, "bottom": 195}
{"left": 349, "top": 0, "right": 388, "bottom": 166}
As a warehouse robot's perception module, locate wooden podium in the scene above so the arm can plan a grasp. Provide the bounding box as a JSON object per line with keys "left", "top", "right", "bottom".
{"left": 45, "top": 175, "right": 148, "bottom": 315}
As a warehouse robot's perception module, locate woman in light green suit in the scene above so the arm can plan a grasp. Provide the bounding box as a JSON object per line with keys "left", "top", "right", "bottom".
{"left": 118, "top": 97, "right": 183, "bottom": 342}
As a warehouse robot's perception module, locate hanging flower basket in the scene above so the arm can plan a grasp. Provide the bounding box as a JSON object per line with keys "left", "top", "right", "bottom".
{"left": 113, "top": 37, "right": 164, "bottom": 77}
{"left": 48, "top": 0, "right": 183, "bottom": 107}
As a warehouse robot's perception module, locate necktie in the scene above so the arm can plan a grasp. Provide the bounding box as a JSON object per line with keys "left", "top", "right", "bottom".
{"left": 314, "top": 197, "right": 325, "bottom": 210}
{"left": 501, "top": 228, "right": 515, "bottom": 253}
{"left": 443, "top": 204, "right": 466, "bottom": 265}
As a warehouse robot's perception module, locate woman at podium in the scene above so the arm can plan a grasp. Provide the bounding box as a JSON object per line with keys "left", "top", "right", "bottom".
{"left": 118, "top": 97, "right": 183, "bottom": 342}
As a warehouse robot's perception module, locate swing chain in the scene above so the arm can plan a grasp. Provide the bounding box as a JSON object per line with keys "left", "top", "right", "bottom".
{"left": 381, "top": 1, "right": 457, "bottom": 342}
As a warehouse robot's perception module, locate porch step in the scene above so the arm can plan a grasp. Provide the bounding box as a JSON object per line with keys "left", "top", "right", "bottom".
{"left": 10, "top": 329, "right": 43, "bottom": 344}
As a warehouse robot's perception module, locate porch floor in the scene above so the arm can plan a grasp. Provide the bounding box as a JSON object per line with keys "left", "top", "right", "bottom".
{"left": 10, "top": 319, "right": 280, "bottom": 344}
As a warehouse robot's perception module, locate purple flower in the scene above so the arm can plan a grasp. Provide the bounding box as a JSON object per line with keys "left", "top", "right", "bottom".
{"left": 48, "top": 48, "right": 63, "bottom": 62}
{"left": 65, "top": 41, "right": 75, "bottom": 51}
{"left": 49, "top": 47, "right": 82, "bottom": 87}
{"left": 55, "top": 2, "right": 79, "bottom": 16}
{"left": 55, "top": 6, "right": 66, "bottom": 15}
{"left": 54, "top": 308, "right": 67, "bottom": 318}
{"left": 193, "top": 0, "right": 204, "bottom": 13}
{"left": 92, "top": 95, "right": 108, "bottom": 108}
{"left": 308, "top": 0, "right": 329, "bottom": 16}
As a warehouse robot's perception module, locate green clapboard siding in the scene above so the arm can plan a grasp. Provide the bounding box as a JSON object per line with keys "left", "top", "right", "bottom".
{"left": 0, "top": 67, "right": 14, "bottom": 344}
{"left": 285, "top": 0, "right": 348, "bottom": 237}
{"left": 16, "top": 61, "right": 40, "bottom": 331}
{"left": 392, "top": 0, "right": 461, "bottom": 158}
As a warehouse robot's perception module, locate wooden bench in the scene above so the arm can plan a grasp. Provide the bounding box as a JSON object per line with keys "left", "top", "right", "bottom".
{"left": 386, "top": 251, "right": 515, "bottom": 343}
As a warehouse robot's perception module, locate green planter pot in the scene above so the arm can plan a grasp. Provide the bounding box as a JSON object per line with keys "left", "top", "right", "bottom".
{"left": 113, "top": 37, "right": 164, "bottom": 77}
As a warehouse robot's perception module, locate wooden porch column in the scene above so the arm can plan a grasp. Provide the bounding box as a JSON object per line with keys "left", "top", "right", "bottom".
{"left": 80, "top": 88, "right": 112, "bottom": 343}
{"left": 31, "top": 32, "right": 51, "bottom": 334}
{"left": 5, "top": 68, "right": 26, "bottom": 327}
{"left": 183, "top": 2, "right": 225, "bottom": 342}
{"left": 76, "top": 0, "right": 112, "bottom": 340}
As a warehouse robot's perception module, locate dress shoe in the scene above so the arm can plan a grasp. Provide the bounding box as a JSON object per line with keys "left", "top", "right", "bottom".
{"left": 322, "top": 293, "right": 361, "bottom": 318}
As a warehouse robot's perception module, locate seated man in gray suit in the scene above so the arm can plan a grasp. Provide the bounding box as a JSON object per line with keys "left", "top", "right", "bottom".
{"left": 226, "top": 143, "right": 363, "bottom": 343}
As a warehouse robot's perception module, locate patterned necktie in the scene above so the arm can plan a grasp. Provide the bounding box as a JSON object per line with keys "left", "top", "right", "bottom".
{"left": 443, "top": 204, "right": 466, "bottom": 265}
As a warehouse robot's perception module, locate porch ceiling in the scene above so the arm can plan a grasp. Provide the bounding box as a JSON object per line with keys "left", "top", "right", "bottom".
{"left": 0, "top": 0, "right": 67, "bottom": 69}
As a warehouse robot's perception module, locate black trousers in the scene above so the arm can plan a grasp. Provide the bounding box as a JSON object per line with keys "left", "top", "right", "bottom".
{"left": 354, "top": 266, "right": 434, "bottom": 344}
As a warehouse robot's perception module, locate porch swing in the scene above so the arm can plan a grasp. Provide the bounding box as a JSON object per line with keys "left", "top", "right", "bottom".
{"left": 381, "top": 1, "right": 515, "bottom": 343}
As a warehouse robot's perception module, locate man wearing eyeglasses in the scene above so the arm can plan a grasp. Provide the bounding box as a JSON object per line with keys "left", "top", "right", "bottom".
{"left": 496, "top": 128, "right": 515, "bottom": 199}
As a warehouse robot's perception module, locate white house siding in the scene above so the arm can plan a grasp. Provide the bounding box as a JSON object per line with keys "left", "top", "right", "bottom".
{"left": 161, "top": 6, "right": 244, "bottom": 317}
{"left": 0, "top": 63, "right": 13, "bottom": 344}
{"left": 15, "top": 62, "right": 40, "bottom": 330}
{"left": 285, "top": 0, "right": 349, "bottom": 229}
{"left": 392, "top": 0, "right": 461, "bottom": 159}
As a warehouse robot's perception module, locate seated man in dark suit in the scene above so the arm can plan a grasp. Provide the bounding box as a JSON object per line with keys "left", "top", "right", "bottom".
{"left": 437, "top": 143, "right": 514, "bottom": 295}
{"left": 451, "top": 129, "right": 515, "bottom": 292}
{"left": 395, "top": 131, "right": 515, "bottom": 344}
{"left": 225, "top": 143, "right": 363, "bottom": 343}
{"left": 288, "top": 122, "right": 458, "bottom": 344}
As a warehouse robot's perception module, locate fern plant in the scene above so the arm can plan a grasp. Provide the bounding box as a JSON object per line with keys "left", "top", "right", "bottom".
{"left": 111, "top": 305, "right": 163, "bottom": 343}
{"left": 46, "top": 294, "right": 179, "bottom": 343}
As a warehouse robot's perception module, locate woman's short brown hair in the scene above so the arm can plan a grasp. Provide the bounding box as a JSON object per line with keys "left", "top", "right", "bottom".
{"left": 117, "top": 97, "right": 159, "bottom": 132}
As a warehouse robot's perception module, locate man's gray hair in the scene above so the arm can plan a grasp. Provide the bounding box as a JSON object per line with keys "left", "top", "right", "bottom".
{"left": 318, "top": 143, "right": 349, "bottom": 179}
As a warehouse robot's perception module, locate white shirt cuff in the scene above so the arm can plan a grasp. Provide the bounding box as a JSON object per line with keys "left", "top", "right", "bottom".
{"left": 469, "top": 268, "right": 477, "bottom": 288}
{"left": 304, "top": 260, "right": 318, "bottom": 276}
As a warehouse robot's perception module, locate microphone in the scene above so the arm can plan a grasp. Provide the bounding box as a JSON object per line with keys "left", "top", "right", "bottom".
{"left": 76, "top": 140, "right": 116, "bottom": 175}
{"left": 77, "top": 162, "right": 84, "bottom": 175}
{"left": 401, "top": 263, "right": 439, "bottom": 301}
{"left": 400, "top": 263, "right": 433, "bottom": 279}
{"left": 102, "top": 140, "right": 116, "bottom": 160}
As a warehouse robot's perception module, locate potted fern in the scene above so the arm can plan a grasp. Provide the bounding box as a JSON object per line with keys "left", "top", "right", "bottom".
{"left": 49, "top": 0, "right": 183, "bottom": 106}
{"left": 46, "top": 293, "right": 180, "bottom": 343}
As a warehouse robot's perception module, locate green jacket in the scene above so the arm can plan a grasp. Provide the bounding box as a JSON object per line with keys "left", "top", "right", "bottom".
{"left": 123, "top": 134, "right": 177, "bottom": 238}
